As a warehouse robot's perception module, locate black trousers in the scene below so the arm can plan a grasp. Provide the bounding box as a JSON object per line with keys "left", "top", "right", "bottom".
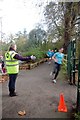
{"left": 53, "top": 62, "right": 61, "bottom": 79}
{"left": 8, "top": 74, "right": 18, "bottom": 93}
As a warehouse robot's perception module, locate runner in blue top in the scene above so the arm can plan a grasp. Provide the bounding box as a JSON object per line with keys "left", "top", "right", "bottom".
{"left": 50, "top": 47, "right": 64, "bottom": 83}
{"left": 46, "top": 49, "right": 53, "bottom": 64}
{"left": 51, "top": 50, "right": 54, "bottom": 57}
{"left": 46, "top": 49, "right": 52, "bottom": 58}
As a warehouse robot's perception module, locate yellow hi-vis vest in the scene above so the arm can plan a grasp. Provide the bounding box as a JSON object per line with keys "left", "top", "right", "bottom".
{"left": 5, "top": 51, "right": 19, "bottom": 74}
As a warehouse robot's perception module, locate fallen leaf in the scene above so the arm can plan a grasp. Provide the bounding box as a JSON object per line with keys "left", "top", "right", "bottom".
{"left": 18, "top": 110, "right": 26, "bottom": 116}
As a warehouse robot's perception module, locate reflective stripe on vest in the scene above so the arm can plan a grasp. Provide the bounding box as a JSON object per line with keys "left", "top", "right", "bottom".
{"left": 5, "top": 51, "right": 19, "bottom": 74}
{"left": 6, "top": 64, "right": 19, "bottom": 66}
{"left": 5, "top": 60, "right": 18, "bottom": 62}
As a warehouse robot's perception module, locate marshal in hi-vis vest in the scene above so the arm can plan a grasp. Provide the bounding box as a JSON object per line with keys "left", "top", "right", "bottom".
{"left": 5, "top": 51, "right": 19, "bottom": 74}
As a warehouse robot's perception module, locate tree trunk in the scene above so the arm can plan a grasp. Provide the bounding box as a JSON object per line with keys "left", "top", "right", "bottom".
{"left": 63, "top": 3, "right": 72, "bottom": 53}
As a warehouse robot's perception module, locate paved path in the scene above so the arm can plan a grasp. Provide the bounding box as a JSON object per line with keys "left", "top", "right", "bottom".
{"left": 2, "top": 62, "right": 77, "bottom": 119}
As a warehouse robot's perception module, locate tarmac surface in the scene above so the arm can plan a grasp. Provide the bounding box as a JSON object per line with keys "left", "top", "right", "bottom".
{"left": 2, "top": 62, "right": 77, "bottom": 119}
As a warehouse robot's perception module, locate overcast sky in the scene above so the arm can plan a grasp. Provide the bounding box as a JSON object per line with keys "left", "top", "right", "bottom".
{"left": 0, "top": 0, "right": 52, "bottom": 37}
{"left": 0, "top": 0, "right": 79, "bottom": 37}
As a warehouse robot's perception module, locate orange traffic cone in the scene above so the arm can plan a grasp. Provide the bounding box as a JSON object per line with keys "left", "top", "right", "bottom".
{"left": 58, "top": 93, "right": 67, "bottom": 112}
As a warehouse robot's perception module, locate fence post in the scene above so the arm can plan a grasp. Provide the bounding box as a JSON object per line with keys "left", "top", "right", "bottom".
{"left": 67, "top": 41, "right": 72, "bottom": 84}
{"left": 72, "top": 40, "right": 76, "bottom": 84}
{"left": 67, "top": 40, "right": 76, "bottom": 85}
{"left": 77, "top": 56, "right": 80, "bottom": 111}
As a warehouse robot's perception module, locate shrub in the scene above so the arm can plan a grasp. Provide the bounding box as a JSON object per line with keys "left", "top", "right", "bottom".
{"left": 62, "top": 56, "right": 67, "bottom": 75}
{"left": 74, "top": 112, "right": 80, "bottom": 120}
{"left": 22, "top": 47, "right": 46, "bottom": 61}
